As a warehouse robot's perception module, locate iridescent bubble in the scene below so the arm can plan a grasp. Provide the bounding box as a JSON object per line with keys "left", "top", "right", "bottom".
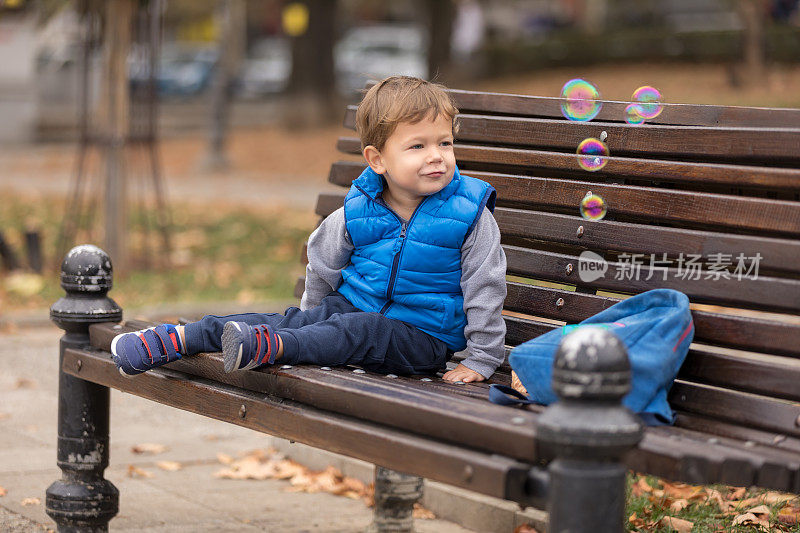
{"left": 624, "top": 103, "right": 646, "bottom": 125}
{"left": 576, "top": 138, "right": 609, "bottom": 172}
{"left": 580, "top": 193, "right": 607, "bottom": 221}
{"left": 560, "top": 78, "right": 602, "bottom": 122}
{"left": 631, "top": 85, "right": 662, "bottom": 119}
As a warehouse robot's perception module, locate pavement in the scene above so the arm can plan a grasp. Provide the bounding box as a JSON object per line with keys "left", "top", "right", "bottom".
{"left": 0, "top": 322, "right": 546, "bottom": 533}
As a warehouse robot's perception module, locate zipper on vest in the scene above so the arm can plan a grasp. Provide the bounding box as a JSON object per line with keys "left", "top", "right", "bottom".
{"left": 384, "top": 221, "right": 407, "bottom": 303}
{"left": 379, "top": 196, "right": 429, "bottom": 314}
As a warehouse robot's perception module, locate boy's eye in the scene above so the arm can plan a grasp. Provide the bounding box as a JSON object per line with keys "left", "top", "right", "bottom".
{"left": 440, "top": 141, "right": 453, "bottom": 147}
{"left": 410, "top": 144, "right": 423, "bottom": 149}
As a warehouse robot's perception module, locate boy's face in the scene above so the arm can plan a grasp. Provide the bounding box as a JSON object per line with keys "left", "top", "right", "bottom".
{"left": 364, "top": 113, "right": 456, "bottom": 206}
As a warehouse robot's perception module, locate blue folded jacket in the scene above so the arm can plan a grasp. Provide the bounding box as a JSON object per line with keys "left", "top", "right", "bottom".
{"left": 499, "top": 289, "right": 694, "bottom": 426}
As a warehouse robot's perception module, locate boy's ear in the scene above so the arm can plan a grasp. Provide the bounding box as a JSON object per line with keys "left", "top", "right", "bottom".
{"left": 363, "top": 145, "right": 386, "bottom": 175}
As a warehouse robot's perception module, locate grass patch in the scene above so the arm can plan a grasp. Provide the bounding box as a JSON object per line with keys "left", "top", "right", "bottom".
{"left": 0, "top": 194, "right": 316, "bottom": 312}
{"left": 625, "top": 473, "right": 799, "bottom": 532}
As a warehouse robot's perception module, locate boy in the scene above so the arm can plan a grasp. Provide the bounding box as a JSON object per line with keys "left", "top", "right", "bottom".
{"left": 111, "top": 76, "right": 507, "bottom": 383}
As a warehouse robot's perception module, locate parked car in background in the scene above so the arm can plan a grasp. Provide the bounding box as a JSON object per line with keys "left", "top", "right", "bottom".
{"left": 235, "top": 37, "right": 291, "bottom": 99}
{"left": 130, "top": 43, "right": 218, "bottom": 97}
{"left": 334, "top": 24, "right": 428, "bottom": 96}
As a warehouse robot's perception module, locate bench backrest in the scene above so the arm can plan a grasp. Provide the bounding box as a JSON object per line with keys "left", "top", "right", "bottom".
{"left": 306, "top": 86, "right": 800, "bottom": 461}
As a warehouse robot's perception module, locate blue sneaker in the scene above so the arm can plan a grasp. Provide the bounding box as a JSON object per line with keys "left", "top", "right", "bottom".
{"left": 111, "top": 324, "right": 184, "bottom": 376}
{"left": 221, "top": 321, "right": 281, "bottom": 373}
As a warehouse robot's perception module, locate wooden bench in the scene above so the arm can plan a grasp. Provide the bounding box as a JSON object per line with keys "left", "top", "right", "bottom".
{"left": 46, "top": 87, "right": 800, "bottom": 532}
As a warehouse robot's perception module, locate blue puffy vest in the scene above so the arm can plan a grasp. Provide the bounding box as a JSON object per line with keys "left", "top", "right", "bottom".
{"left": 338, "top": 165, "right": 496, "bottom": 350}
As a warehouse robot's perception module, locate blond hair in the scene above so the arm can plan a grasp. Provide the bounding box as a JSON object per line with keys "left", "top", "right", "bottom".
{"left": 355, "top": 76, "right": 459, "bottom": 151}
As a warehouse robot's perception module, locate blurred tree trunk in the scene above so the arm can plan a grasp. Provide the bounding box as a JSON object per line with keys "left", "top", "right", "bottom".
{"left": 424, "top": 0, "right": 455, "bottom": 82}
{"left": 285, "top": 0, "right": 338, "bottom": 128}
{"left": 204, "top": 0, "right": 246, "bottom": 171}
{"left": 734, "top": 0, "right": 767, "bottom": 86}
{"left": 101, "top": 0, "right": 134, "bottom": 271}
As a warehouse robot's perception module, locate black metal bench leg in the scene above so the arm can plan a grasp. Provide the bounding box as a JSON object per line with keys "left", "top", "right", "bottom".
{"left": 47, "top": 245, "right": 123, "bottom": 532}
{"left": 538, "top": 327, "right": 644, "bottom": 532}
{"left": 369, "top": 466, "right": 424, "bottom": 533}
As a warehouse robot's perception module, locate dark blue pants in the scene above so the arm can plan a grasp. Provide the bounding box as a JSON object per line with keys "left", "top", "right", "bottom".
{"left": 183, "top": 292, "right": 451, "bottom": 375}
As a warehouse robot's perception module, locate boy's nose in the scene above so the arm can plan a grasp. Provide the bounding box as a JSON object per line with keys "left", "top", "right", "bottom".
{"left": 426, "top": 147, "right": 443, "bottom": 163}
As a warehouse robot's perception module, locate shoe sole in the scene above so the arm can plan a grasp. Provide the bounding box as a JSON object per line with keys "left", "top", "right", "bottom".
{"left": 222, "top": 322, "right": 245, "bottom": 373}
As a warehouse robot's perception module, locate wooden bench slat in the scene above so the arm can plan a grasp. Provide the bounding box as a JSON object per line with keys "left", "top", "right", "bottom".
{"left": 329, "top": 162, "right": 800, "bottom": 237}
{"left": 668, "top": 381, "right": 800, "bottom": 439}
{"left": 336, "top": 136, "right": 800, "bottom": 192}
{"left": 672, "top": 413, "right": 800, "bottom": 456}
{"left": 495, "top": 208, "right": 800, "bottom": 275}
{"left": 505, "top": 282, "right": 800, "bottom": 358}
{"left": 633, "top": 428, "right": 800, "bottom": 491}
{"left": 504, "top": 246, "right": 800, "bottom": 315}
{"left": 343, "top": 108, "right": 800, "bottom": 162}
{"left": 677, "top": 349, "right": 800, "bottom": 402}
{"left": 446, "top": 89, "right": 800, "bottom": 129}
{"left": 455, "top": 115, "right": 800, "bottom": 163}
{"left": 348, "top": 94, "right": 800, "bottom": 131}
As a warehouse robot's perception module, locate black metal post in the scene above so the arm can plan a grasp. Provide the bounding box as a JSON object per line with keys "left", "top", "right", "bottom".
{"left": 537, "top": 327, "right": 644, "bottom": 533}
{"left": 47, "top": 245, "right": 123, "bottom": 532}
{"left": 25, "top": 229, "right": 42, "bottom": 273}
{"left": 368, "top": 466, "right": 424, "bottom": 532}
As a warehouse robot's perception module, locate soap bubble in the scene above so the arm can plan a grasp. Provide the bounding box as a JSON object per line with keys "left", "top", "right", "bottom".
{"left": 576, "top": 138, "right": 609, "bottom": 172}
{"left": 560, "top": 79, "right": 602, "bottom": 122}
{"left": 624, "top": 103, "right": 646, "bottom": 125}
{"left": 631, "top": 86, "right": 662, "bottom": 119}
{"left": 580, "top": 193, "right": 607, "bottom": 221}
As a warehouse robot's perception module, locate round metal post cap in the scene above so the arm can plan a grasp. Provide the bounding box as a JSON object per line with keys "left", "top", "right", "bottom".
{"left": 60, "top": 245, "right": 114, "bottom": 292}
{"left": 552, "top": 326, "right": 631, "bottom": 401}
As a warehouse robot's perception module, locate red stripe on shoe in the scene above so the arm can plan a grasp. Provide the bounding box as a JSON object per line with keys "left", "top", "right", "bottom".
{"left": 262, "top": 327, "right": 272, "bottom": 364}
{"left": 169, "top": 331, "right": 180, "bottom": 353}
{"left": 138, "top": 333, "right": 154, "bottom": 363}
{"left": 254, "top": 329, "right": 262, "bottom": 366}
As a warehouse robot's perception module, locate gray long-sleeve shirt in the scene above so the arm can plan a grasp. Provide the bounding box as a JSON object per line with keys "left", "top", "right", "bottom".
{"left": 300, "top": 206, "right": 507, "bottom": 378}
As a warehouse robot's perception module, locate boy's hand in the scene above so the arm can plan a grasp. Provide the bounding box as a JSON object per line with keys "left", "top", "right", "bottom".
{"left": 442, "top": 363, "right": 485, "bottom": 383}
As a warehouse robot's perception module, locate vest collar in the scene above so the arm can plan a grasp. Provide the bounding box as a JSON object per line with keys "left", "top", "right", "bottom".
{"left": 353, "top": 165, "right": 463, "bottom": 202}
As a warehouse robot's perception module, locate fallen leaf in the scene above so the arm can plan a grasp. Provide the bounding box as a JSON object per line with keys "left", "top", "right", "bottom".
{"left": 763, "top": 491, "right": 797, "bottom": 505}
{"left": 127, "top": 465, "right": 154, "bottom": 478}
{"left": 0, "top": 486, "right": 6, "bottom": 497}
{"left": 746, "top": 504, "right": 771, "bottom": 517}
{"left": 412, "top": 503, "right": 435, "bottom": 519}
{"left": 156, "top": 461, "right": 182, "bottom": 471}
{"left": 727, "top": 495, "right": 767, "bottom": 512}
{"left": 705, "top": 488, "right": 728, "bottom": 511}
{"left": 628, "top": 512, "right": 650, "bottom": 529}
{"left": 13, "top": 378, "right": 36, "bottom": 389}
{"left": 670, "top": 498, "right": 690, "bottom": 513}
{"left": 21, "top": 497, "right": 41, "bottom": 506}
{"left": 513, "top": 525, "right": 539, "bottom": 533}
{"left": 778, "top": 506, "right": 799, "bottom": 525}
{"left": 727, "top": 487, "right": 747, "bottom": 500}
{"left": 632, "top": 477, "right": 655, "bottom": 497}
{"left": 216, "top": 452, "right": 234, "bottom": 465}
{"left": 131, "top": 443, "right": 167, "bottom": 455}
{"left": 662, "top": 482, "right": 705, "bottom": 501}
{"left": 215, "top": 457, "right": 279, "bottom": 480}
{"left": 658, "top": 516, "right": 693, "bottom": 533}
{"left": 733, "top": 512, "right": 769, "bottom": 528}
